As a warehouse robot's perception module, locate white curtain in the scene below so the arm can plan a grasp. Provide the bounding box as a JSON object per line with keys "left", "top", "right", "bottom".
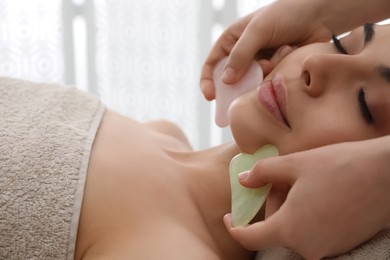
{"left": 0, "top": 0, "right": 274, "bottom": 149}
{"left": 0, "top": 0, "right": 64, "bottom": 82}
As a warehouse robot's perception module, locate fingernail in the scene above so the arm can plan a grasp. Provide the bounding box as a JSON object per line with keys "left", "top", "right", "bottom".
{"left": 238, "top": 171, "right": 249, "bottom": 181}
{"left": 221, "top": 67, "right": 236, "bottom": 83}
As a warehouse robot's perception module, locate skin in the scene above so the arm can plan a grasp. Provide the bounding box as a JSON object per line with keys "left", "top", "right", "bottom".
{"left": 75, "top": 24, "right": 390, "bottom": 259}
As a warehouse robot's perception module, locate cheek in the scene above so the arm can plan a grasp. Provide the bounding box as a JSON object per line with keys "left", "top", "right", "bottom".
{"left": 279, "top": 107, "right": 375, "bottom": 155}
{"left": 367, "top": 91, "right": 390, "bottom": 134}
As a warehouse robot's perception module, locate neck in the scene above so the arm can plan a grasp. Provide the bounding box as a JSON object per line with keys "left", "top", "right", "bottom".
{"left": 168, "top": 142, "right": 254, "bottom": 259}
{"left": 169, "top": 141, "right": 240, "bottom": 176}
{"left": 169, "top": 141, "right": 240, "bottom": 228}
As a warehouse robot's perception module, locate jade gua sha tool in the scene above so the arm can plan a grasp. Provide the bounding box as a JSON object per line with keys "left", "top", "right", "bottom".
{"left": 229, "top": 144, "right": 279, "bottom": 227}
{"left": 213, "top": 56, "right": 263, "bottom": 127}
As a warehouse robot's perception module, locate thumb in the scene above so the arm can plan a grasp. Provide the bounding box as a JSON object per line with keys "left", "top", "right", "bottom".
{"left": 239, "top": 155, "right": 298, "bottom": 188}
{"left": 224, "top": 212, "right": 284, "bottom": 251}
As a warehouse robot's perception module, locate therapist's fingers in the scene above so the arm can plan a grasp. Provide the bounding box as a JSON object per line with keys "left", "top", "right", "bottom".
{"left": 264, "top": 183, "right": 289, "bottom": 219}
{"left": 239, "top": 155, "right": 299, "bottom": 189}
{"left": 221, "top": 3, "right": 296, "bottom": 85}
{"left": 200, "top": 13, "right": 254, "bottom": 100}
{"left": 269, "top": 45, "right": 296, "bottom": 66}
{"left": 223, "top": 1, "right": 333, "bottom": 86}
{"left": 224, "top": 212, "right": 284, "bottom": 251}
{"left": 222, "top": 11, "right": 272, "bottom": 85}
{"left": 257, "top": 45, "right": 296, "bottom": 76}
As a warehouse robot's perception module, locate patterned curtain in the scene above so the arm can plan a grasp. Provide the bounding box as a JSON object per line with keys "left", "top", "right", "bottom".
{"left": 0, "top": 0, "right": 273, "bottom": 149}
{"left": 94, "top": 0, "right": 201, "bottom": 147}
{"left": 0, "top": 0, "right": 63, "bottom": 82}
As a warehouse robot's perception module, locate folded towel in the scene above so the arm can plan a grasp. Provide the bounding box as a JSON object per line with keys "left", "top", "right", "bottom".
{"left": 256, "top": 227, "right": 390, "bottom": 260}
{"left": 0, "top": 77, "right": 105, "bottom": 259}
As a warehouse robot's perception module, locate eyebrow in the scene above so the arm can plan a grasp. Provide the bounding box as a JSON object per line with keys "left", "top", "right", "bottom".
{"left": 377, "top": 65, "right": 390, "bottom": 85}
{"left": 368, "top": 24, "right": 390, "bottom": 85}
{"left": 364, "top": 23, "right": 374, "bottom": 45}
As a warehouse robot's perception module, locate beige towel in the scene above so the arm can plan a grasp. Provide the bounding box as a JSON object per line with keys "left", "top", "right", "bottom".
{"left": 0, "top": 77, "right": 105, "bottom": 260}
{"left": 256, "top": 227, "right": 390, "bottom": 259}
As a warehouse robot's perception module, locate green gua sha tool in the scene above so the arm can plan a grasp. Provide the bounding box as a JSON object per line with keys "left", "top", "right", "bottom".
{"left": 229, "top": 144, "right": 279, "bottom": 227}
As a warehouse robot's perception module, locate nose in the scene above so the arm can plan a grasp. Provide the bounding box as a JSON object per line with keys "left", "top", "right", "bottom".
{"left": 301, "top": 53, "right": 360, "bottom": 97}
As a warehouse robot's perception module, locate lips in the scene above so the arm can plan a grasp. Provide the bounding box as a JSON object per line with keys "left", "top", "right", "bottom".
{"left": 258, "top": 75, "right": 290, "bottom": 128}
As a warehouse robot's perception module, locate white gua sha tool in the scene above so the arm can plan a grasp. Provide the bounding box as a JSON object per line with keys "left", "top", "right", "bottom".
{"left": 229, "top": 144, "right": 279, "bottom": 227}
{"left": 214, "top": 56, "right": 263, "bottom": 127}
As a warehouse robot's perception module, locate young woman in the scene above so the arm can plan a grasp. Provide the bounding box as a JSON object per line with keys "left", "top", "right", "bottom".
{"left": 2, "top": 23, "right": 390, "bottom": 260}
{"left": 201, "top": 0, "right": 390, "bottom": 257}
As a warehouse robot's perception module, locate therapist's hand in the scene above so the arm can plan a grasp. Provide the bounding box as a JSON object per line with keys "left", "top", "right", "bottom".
{"left": 200, "top": 0, "right": 332, "bottom": 100}
{"left": 224, "top": 137, "right": 390, "bottom": 259}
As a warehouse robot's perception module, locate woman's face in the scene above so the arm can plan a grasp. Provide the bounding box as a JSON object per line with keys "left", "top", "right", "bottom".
{"left": 229, "top": 24, "right": 390, "bottom": 155}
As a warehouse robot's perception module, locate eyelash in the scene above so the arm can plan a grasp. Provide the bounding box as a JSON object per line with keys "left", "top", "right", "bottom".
{"left": 358, "top": 88, "right": 374, "bottom": 124}
{"left": 332, "top": 36, "right": 373, "bottom": 124}
{"left": 332, "top": 35, "right": 348, "bottom": 54}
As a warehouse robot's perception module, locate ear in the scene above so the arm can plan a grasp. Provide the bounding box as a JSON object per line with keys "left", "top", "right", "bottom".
{"left": 258, "top": 45, "right": 296, "bottom": 76}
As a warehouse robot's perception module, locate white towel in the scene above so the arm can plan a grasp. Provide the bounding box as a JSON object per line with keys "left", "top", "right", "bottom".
{"left": 0, "top": 77, "right": 105, "bottom": 260}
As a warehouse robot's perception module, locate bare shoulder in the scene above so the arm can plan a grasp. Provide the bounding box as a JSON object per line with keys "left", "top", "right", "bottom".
{"left": 144, "top": 120, "right": 193, "bottom": 150}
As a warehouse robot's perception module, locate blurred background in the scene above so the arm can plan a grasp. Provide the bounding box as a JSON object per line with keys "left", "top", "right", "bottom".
{"left": 0, "top": 0, "right": 282, "bottom": 149}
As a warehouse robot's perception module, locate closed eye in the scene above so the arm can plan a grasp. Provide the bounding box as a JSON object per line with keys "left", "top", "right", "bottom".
{"left": 358, "top": 88, "right": 373, "bottom": 124}
{"left": 332, "top": 35, "right": 348, "bottom": 54}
